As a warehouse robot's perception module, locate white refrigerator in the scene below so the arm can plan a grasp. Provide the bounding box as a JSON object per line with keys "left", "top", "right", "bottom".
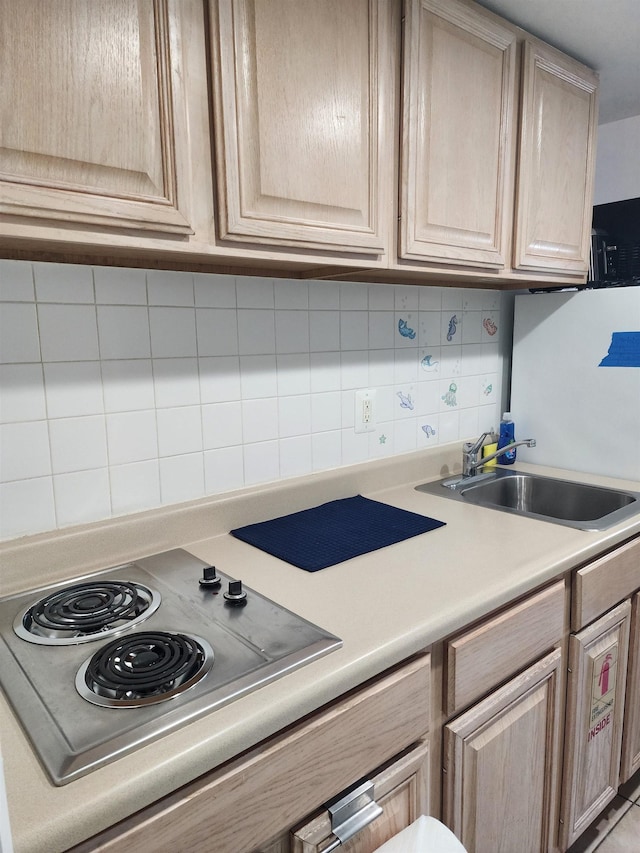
{"left": 510, "top": 286, "right": 640, "bottom": 482}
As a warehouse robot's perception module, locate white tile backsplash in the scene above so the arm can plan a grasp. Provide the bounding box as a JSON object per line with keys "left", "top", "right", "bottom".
{"left": 53, "top": 468, "right": 111, "bottom": 527}
{"left": 38, "top": 304, "right": 99, "bottom": 362}
{"left": 149, "top": 307, "right": 197, "bottom": 358}
{"left": 0, "top": 421, "right": 51, "bottom": 481}
{"left": 49, "top": 415, "right": 108, "bottom": 474}
{"left": 194, "top": 274, "right": 236, "bottom": 308}
{"left": 279, "top": 434, "right": 312, "bottom": 478}
{"left": 33, "top": 262, "right": 94, "bottom": 303}
{"left": 243, "top": 439, "right": 279, "bottom": 485}
{"left": 309, "top": 310, "right": 340, "bottom": 352}
{"left": 278, "top": 394, "right": 311, "bottom": 438}
{"left": 202, "top": 401, "right": 243, "bottom": 449}
{"left": 94, "top": 266, "right": 147, "bottom": 305}
{"left": 159, "top": 453, "right": 204, "bottom": 504}
{"left": 204, "top": 445, "right": 244, "bottom": 494}
{"left": 102, "top": 360, "right": 155, "bottom": 412}
{"left": 0, "top": 363, "right": 46, "bottom": 422}
{"left": 275, "top": 309, "right": 309, "bottom": 354}
{"left": 1, "top": 303, "right": 41, "bottom": 362}
{"left": 308, "top": 280, "right": 340, "bottom": 310}
{"left": 110, "top": 460, "right": 161, "bottom": 515}
{"left": 199, "top": 356, "right": 241, "bottom": 403}
{"left": 242, "top": 397, "right": 279, "bottom": 444}
{"left": 44, "top": 362, "right": 104, "bottom": 418}
{"left": 156, "top": 406, "right": 203, "bottom": 457}
{"left": 0, "top": 262, "right": 507, "bottom": 540}
{"left": 147, "top": 270, "right": 194, "bottom": 306}
{"left": 106, "top": 410, "right": 158, "bottom": 465}
{"left": 153, "top": 358, "right": 200, "bottom": 408}
{"left": 238, "top": 309, "right": 276, "bottom": 355}
{"left": 340, "top": 311, "right": 368, "bottom": 351}
{"left": 0, "top": 477, "right": 56, "bottom": 539}
{"left": 240, "top": 355, "right": 278, "bottom": 398}
{"left": 196, "top": 308, "right": 238, "bottom": 357}
{"left": 276, "top": 354, "right": 311, "bottom": 396}
{"left": 97, "top": 306, "right": 151, "bottom": 360}
{"left": 311, "top": 430, "right": 341, "bottom": 471}
{"left": 275, "top": 279, "right": 308, "bottom": 309}
{"left": 0, "top": 259, "right": 34, "bottom": 301}
{"left": 236, "top": 277, "right": 274, "bottom": 309}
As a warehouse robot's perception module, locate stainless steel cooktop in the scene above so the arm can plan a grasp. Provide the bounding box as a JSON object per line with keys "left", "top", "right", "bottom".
{"left": 0, "top": 549, "right": 341, "bottom": 785}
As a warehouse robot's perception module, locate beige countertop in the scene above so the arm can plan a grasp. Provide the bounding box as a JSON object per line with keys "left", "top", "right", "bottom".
{"left": 2, "top": 445, "right": 640, "bottom": 853}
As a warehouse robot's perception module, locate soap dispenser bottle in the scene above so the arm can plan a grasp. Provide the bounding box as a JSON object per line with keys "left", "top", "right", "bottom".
{"left": 497, "top": 412, "right": 516, "bottom": 464}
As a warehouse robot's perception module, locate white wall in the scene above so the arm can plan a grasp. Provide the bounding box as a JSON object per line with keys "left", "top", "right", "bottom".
{"left": 0, "top": 261, "right": 505, "bottom": 541}
{"left": 593, "top": 114, "right": 640, "bottom": 205}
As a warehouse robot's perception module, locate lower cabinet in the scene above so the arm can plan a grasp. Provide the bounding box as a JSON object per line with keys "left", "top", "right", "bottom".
{"left": 560, "top": 600, "right": 631, "bottom": 849}
{"left": 68, "top": 654, "right": 430, "bottom": 853}
{"left": 443, "top": 649, "right": 564, "bottom": 853}
{"left": 267, "top": 739, "right": 429, "bottom": 853}
{"left": 621, "top": 591, "right": 640, "bottom": 782}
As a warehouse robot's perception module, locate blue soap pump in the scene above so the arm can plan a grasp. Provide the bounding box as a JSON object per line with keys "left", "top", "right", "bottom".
{"left": 497, "top": 412, "right": 516, "bottom": 464}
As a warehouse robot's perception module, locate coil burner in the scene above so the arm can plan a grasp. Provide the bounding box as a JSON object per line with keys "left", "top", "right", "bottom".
{"left": 76, "top": 631, "right": 214, "bottom": 708}
{"left": 14, "top": 580, "right": 161, "bottom": 645}
{"left": 0, "top": 549, "right": 341, "bottom": 784}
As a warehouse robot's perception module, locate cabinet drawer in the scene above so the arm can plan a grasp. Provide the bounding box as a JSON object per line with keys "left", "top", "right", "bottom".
{"left": 68, "top": 654, "right": 430, "bottom": 853}
{"left": 572, "top": 537, "right": 640, "bottom": 631}
{"left": 289, "top": 739, "right": 429, "bottom": 853}
{"left": 445, "top": 580, "right": 565, "bottom": 715}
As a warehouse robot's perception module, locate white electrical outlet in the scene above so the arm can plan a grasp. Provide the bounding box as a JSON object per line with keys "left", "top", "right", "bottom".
{"left": 355, "top": 389, "right": 376, "bottom": 433}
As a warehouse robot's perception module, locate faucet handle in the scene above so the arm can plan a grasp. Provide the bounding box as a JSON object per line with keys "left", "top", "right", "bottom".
{"left": 468, "top": 431, "right": 492, "bottom": 454}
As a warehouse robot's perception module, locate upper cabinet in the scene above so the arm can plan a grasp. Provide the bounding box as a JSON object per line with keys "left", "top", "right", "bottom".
{"left": 400, "top": 0, "right": 517, "bottom": 269}
{"left": 209, "top": 0, "right": 395, "bottom": 258}
{"left": 0, "top": 0, "right": 599, "bottom": 286}
{"left": 513, "top": 42, "right": 598, "bottom": 275}
{"left": 399, "top": 0, "right": 599, "bottom": 280}
{"left": 0, "top": 0, "right": 197, "bottom": 237}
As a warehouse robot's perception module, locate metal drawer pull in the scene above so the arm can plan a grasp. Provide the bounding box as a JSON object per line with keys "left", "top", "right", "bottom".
{"left": 322, "top": 780, "right": 383, "bottom": 851}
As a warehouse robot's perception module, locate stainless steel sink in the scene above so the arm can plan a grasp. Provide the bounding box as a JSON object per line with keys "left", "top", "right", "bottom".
{"left": 416, "top": 468, "right": 640, "bottom": 530}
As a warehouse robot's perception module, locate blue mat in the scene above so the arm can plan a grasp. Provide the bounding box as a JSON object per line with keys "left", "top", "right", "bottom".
{"left": 230, "top": 495, "right": 446, "bottom": 572}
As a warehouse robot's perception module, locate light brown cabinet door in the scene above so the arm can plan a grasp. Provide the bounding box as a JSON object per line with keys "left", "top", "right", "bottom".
{"left": 0, "top": 0, "right": 194, "bottom": 236}
{"left": 443, "top": 648, "right": 563, "bottom": 853}
{"left": 621, "top": 591, "right": 640, "bottom": 782}
{"left": 513, "top": 41, "right": 598, "bottom": 274}
{"left": 400, "top": 0, "right": 517, "bottom": 269}
{"left": 210, "top": 0, "right": 394, "bottom": 257}
{"left": 561, "top": 600, "right": 631, "bottom": 849}
{"left": 288, "top": 739, "right": 429, "bottom": 853}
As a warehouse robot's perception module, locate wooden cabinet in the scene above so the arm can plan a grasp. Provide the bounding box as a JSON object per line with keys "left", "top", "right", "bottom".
{"left": 441, "top": 581, "right": 566, "bottom": 853}
{"left": 1, "top": 0, "right": 599, "bottom": 285}
{"left": 68, "top": 654, "right": 430, "bottom": 853}
{"left": 560, "top": 601, "right": 631, "bottom": 849}
{"left": 445, "top": 580, "right": 565, "bottom": 715}
{"left": 285, "top": 739, "right": 429, "bottom": 853}
{"left": 621, "top": 591, "right": 640, "bottom": 782}
{"left": 513, "top": 41, "right": 598, "bottom": 275}
{"left": 209, "top": 0, "right": 394, "bottom": 259}
{"left": 0, "top": 0, "right": 197, "bottom": 237}
{"left": 399, "top": 0, "right": 598, "bottom": 281}
{"left": 400, "top": 0, "right": 517, "bottom": 269}
{"left": 444, "top": 649, "right": 564, "bottom": 853}
{"left": 561, "top": 535, "right": 640, "bottom": 849}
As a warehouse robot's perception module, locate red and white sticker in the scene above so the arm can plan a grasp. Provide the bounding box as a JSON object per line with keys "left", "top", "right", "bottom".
{"left": 588, "top": 646, "right": 617, "bottom": 741}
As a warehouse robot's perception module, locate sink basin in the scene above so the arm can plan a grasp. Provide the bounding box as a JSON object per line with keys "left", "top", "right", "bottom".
{"left": 416, "top": 468, "right": 640, "bottom": 530}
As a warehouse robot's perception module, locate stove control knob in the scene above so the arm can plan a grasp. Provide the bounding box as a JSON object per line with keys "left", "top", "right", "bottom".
{"left": 199, "top": 565, "right": 221, "bottom": 588}
{"left": 224, "top": 580, "right": 247, "bottom": 605}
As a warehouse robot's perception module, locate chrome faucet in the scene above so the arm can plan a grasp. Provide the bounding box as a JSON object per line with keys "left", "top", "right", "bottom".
{"left": 462, "top": 432, "right": 536, "bottom": 477}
